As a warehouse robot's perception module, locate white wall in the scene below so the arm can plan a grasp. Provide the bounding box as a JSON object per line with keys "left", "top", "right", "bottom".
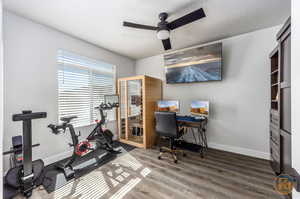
{"left": 3, "top": 11, "right": 135, "bottom": 172}
{"left": 292, "top": 0, "right": 300, "bottom": 197}
{"left": 136, "top": 26, "right": 280, "bottom": 159}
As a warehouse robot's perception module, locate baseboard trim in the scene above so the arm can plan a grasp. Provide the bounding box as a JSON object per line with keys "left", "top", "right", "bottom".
{"left": 208, "top": 142, "right": 270, "bottom": 160}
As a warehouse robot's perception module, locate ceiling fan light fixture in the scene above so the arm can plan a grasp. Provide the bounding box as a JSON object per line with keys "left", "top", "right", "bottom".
{"left": 157, "top": 29, "right": 170, "bottom": 40}
{"left": 123, "top": 8, "right": 206, "bottom": 50}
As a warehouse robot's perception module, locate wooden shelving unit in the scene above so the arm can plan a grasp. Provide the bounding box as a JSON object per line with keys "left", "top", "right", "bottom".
{"left": 117, "top": 75, "right": 162, "bottom": 149}
{"left": 269, "top": 17, "right": 291, "bottom": 178}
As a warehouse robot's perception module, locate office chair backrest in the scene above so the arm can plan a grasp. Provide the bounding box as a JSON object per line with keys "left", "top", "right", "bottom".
{"left": 155, "top": 112, "right": 178, "bottom": 138}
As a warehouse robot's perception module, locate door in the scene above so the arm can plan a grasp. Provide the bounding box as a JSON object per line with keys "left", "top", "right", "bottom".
{"left": 127, "top": 79, "right": 144, "bottom": 145}
{"left": 118, "top": 80, "right": 127, "bottom": 140}
{"left": 280, "top": 34, "right": 291, "bottom": 133}
{"left": 280, "top": 33, "right": 291, "bottom": 173}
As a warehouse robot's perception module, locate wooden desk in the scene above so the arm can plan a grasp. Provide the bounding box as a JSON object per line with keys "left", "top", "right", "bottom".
{"left": 176, "top": 116, "right": 208, "bottom": 157}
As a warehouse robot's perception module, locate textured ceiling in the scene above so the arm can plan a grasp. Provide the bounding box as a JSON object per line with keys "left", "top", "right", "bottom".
{"left": 4, "top": 0, "right": 291, "bottom": 59}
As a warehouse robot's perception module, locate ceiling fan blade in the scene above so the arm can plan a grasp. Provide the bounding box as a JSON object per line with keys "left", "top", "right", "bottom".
{"left": 123, "top": 21, "right": 158, "bottom": 30}
{"left": 168, "top": 8, "right": 206, "bottom": 30}
{"left": 162, "top": 39, "right": 172, "bottom": 50}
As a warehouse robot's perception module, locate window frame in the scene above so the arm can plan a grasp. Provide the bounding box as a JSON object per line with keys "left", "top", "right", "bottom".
{"left": 57, "top": 49, "right": 117, "bottom": 127}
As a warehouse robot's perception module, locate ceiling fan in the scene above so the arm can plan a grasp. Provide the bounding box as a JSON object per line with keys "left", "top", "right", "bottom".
{"left": 123, "top": 8, "right": 206, "bottom": 51}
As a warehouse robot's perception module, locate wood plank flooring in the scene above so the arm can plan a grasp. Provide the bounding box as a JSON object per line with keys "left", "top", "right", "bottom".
{"left": 17, "top": 146, "right": 284, "bottom": 199}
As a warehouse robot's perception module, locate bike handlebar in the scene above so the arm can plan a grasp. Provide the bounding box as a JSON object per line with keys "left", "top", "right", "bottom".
{"left": 94, "top": 102, "right": 119, "bottom": 110}
{"left": 48, "top": 102, "right": 119, "bottom": 135}
{"left": 48, "top": 123, "right": 66, "bottom": 135}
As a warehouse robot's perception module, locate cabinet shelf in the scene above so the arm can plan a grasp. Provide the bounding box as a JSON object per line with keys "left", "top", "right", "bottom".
{"left": 271, "top": 69, "right": 279, "bottom": 75}
{"left": 271, "top": 83, "right": 279, "bottom": 87}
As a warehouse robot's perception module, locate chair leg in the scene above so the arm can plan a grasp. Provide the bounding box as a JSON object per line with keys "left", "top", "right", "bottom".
{"left": 175, "top": 149, "right": 186, "bottom": 157}
{"left": 158, "top": 151, "right": 163, "bottom": 160}
{"left": 172, "top": 152, "right": 178, "bottom": 163}
{"left": 158, "top": 146, "right": 165, "bottom": 159}
{"left": 157, "top": 138, "right": 186, "bottom": 163}
{"left": 158, "top": 137, "right": 163, "bottom": 159}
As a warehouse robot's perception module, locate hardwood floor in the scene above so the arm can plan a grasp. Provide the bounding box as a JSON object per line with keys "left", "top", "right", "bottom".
{"left": 122, "top": 148, "right": 283, "bottom": 199}
{"left": 20, "top": 146, "right": 284, "bottom": 199}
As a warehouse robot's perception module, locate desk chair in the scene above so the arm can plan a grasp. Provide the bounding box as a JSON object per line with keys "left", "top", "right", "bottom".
{"left": 155, "top": 112, "right": 186, "bottom": 163}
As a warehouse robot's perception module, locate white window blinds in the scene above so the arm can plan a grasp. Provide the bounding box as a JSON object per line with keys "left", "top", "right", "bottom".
{"left": 57, "top": 50, "right": 115, "bottom": 127}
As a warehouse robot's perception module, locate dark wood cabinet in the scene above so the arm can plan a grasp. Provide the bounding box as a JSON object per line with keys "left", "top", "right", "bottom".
{"left": 269, "top": 46, "right": 281, "bottom": 174}
{"left": 269, "top": 17, "right": 291, "bottom": 175}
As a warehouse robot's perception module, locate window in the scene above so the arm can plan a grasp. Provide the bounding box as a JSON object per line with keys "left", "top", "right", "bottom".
{"left": 57, "top": 50, "right": 116, "bottom": 127}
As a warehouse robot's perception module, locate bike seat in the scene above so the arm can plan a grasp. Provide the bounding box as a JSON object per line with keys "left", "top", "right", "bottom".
{"left": 60, "top": 116, "right": 77, "bottom": 123}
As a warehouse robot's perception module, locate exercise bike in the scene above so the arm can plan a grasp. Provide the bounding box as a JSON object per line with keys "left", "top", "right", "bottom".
{"left": 3, "top": 110, "right": 47, "bottom": 199}
{"left": 48, "top": 100, "right": 120, "bottom": 179}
